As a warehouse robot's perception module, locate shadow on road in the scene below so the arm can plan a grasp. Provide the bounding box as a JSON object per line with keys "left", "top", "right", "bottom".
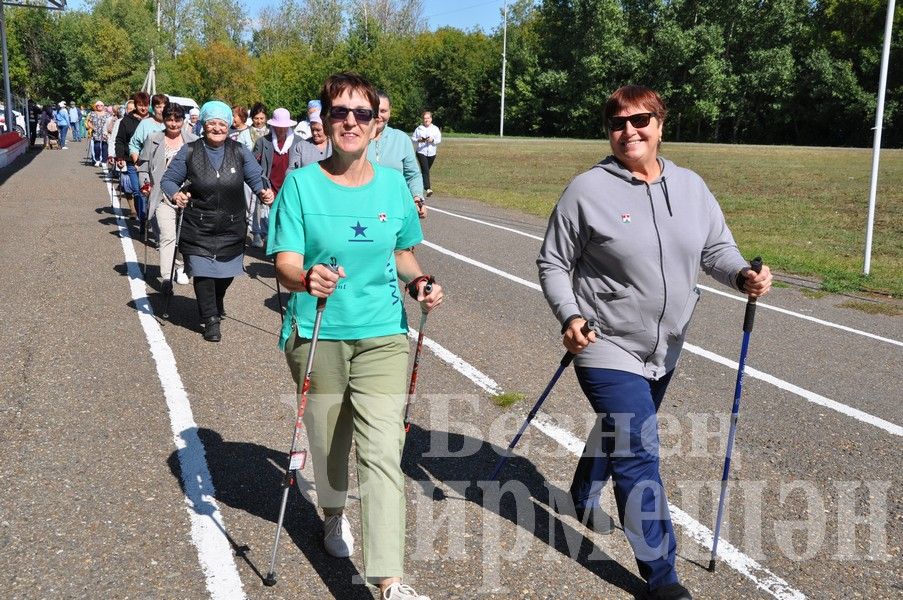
{"left": 0, "top": 144, "right": 41, "bottom": 187}
{"left": 402, "top": 422, "right": 646, "bottom": 597}
{"left": 167, "top": 423, "right": 646, "bottom": 597}
{"left": 167, "top": 428, "right": 373, "bottom": 599}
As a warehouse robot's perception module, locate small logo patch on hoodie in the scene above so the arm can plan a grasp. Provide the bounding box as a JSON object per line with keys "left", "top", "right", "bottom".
{"left": 621, "top": 213, "right": 631, "bottom": 223}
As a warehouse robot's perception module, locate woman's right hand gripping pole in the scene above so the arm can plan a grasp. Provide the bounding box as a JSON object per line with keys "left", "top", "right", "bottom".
{"left": 563, "top": 317, "right": 597, "bottom": 355}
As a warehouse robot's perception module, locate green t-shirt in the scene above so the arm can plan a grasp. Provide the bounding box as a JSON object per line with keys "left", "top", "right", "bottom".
{"left": 267, "top": 162, "right": 424, "bottom": 347}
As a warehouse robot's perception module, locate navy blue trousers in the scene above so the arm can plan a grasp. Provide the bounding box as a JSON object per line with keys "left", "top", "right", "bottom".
{"left": 570, "top": 367, "right": 679, "bottom": 590}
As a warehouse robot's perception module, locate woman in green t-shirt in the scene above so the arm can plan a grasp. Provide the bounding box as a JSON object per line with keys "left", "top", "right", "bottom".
{"left": 268, "top": 72, "right": 443, "bottom": 600}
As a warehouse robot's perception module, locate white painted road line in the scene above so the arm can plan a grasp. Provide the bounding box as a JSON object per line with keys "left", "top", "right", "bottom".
{"left": 407, "top": 327, "right": 806, "bottom": 600}
{"left": 695, "top": 284, "right": 903, "bottom": 348}
{"left": 106, "top": 172, "right": 246, "bottom": 600}
{"left": 429, "top": 206, "right": 903, "bottom": 347}
{"left": 686, "top": 343, "right": 903, "bottom": 437}
{"left": 422, "top": 239, "right": 902, "bottom": 437}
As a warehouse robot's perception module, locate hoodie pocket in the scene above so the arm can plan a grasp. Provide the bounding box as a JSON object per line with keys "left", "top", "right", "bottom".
{"left": 669, "top": 287, "right": 701, "bottom": 340}
{"left": 594, "top": 287, "right": 645, "bottom": 336}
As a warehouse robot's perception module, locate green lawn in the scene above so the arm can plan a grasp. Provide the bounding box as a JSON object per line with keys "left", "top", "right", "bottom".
{"left": 431, "top": 137, "right": 903, "bottom": 297}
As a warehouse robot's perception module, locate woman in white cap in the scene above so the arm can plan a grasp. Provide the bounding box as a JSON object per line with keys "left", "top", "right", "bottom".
{"left": 250, "top": 107, "right": 305, "bottom": 248}
{"left": 161, "top": 100, "right": 274, "bottom": 341}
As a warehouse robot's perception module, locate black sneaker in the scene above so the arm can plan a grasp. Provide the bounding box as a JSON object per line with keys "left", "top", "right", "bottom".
{"left": 643, "top": 582, "right": 692, "bottom": 600}
{"left": 203, "top": 317, "right": 221, "bottom": 342}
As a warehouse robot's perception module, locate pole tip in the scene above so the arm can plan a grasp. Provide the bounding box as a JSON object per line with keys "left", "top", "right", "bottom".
{"left": 707, "top": 559, "right": 716, "bottom": 572}
{"left": 263, "top": 574, "right": 277, "bottom": 586}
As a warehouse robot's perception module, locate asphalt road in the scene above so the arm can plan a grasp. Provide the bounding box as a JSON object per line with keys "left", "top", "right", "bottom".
{"left": 1, "top": 143, "right": 900, "bottom": 600}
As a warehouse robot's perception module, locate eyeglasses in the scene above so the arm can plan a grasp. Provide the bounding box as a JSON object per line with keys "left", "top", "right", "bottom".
{"left": 608, "top": 112, "right": 656, "bottom": 131}
{"left": 328, "top": 106, "right": 375, "bottom": 123}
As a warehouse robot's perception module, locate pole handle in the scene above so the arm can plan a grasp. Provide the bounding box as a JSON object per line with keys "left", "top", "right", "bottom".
{"left": 742, "top": 258, "right": 762, "bottom": 333}
{"left": 314, "top": 263, "right": 341, "bottom": 310}
{"left": 560, "top": 319, "right": 597, "bottom": 366}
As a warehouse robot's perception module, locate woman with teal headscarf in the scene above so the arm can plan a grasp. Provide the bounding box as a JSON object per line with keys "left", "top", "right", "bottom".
{"left": 161, "top": 100, "right": 275, "bottom": 342}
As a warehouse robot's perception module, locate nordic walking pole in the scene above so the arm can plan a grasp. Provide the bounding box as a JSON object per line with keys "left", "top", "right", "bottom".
{"left": 709, "top": 257, "right": 763, "bottom": 572}
{"left": 264, "top": 264, "right": 338, "bottom": 587}
{"left": 161, "top": 179, "right": 192, "bottom": 319}
{"left": 490, "top": 319, "right": 596, "bottom": 480}
{"left": 403, "top": 280, "right": 434, "bottom": 432}
{"left": 141, "top": 181, "right": 151, "bottom": 278}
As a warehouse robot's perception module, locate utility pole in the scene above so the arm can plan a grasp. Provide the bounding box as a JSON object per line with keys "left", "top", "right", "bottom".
{"left": 863, "top": 0, "right": 896, "bottom": 276}
{"left": 142, "top": 0, "right": 161, "bottom": 94}
{"left": 499, "top": 0, "right": 507, "bottom": 137}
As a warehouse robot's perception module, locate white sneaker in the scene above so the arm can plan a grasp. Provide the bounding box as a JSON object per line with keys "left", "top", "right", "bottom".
{"left": 425, "top": 188, "right": 433, "bottom": 197}
{"left": 61, "top": 146, "right": 69, "bottom": 150}
{"left": 94, "top": 161, "right": 101, "bottom": 167}
{"left": 323, "top": 513, "right": 353, "bottom": 558}
{"left": 382, "top": 582, "right": 430, "bottom": 600}
{"left": 175, "top": 268, "right": 190, "bottom": 285}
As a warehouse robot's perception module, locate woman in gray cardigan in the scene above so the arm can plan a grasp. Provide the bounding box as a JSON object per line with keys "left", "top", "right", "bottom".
{"left": 138, "top": 103, "right": 198, "bottom": 288}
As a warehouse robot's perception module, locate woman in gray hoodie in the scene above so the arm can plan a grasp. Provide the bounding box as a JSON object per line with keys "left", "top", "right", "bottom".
{"left": 537, "top": 85, "right": 772, "bottom": 600}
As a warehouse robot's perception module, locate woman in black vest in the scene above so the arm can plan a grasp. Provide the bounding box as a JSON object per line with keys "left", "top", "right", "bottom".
{"left": 161, "top": 100, "right": 274, "bottom": 341}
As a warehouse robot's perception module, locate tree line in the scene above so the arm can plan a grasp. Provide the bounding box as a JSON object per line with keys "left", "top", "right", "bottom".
{"left": 5, "top": 0, "right": 901, "bottom": 147}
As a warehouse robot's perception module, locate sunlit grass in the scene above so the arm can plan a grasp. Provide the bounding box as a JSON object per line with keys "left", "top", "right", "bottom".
{"left": 432, "top": 138, "right": 903, "bottom": 296}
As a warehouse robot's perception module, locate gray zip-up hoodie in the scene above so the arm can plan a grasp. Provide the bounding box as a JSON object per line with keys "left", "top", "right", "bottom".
{"left": 537, "top": 156, "right": 748, "bottom": 380}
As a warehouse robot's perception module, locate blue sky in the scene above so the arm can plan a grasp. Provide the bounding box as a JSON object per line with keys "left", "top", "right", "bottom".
{"left": 69, "top": 0, "right": 508, "bottom": 32}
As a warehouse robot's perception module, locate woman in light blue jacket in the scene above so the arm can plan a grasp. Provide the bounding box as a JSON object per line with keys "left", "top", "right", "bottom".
{"left": 54, "top": 102, "right": 70, "bottom": 149}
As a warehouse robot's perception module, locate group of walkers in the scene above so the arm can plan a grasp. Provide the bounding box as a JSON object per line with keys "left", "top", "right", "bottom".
{"left": 79, "top": 72, "right": 771, "bottom": 600}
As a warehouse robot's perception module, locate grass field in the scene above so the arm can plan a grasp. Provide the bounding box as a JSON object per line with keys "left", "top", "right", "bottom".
{"left": 432, "top": 137, "right": 903, "bottom": 298}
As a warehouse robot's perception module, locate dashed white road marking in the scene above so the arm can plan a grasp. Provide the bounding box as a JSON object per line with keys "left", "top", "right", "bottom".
{"left": 428, "top": 206, "right": 903, "bottom": 347}
{"left": 421, "top": 239, "right": 902, "bottom": 437}
{"left": 407, "top": 327, "right": 806, "bottom": 600}
{"left": 105, "top": 171, "right": 246, "bottom": 600}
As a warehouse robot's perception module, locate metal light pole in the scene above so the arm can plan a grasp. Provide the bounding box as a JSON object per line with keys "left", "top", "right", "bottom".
{"left": 1, "top": 5, "right": 13, "bottom": 135}
{"left": 499, "top": 1, "right": 507, "bottom": 137}
{"left": 863, "top": 0, "right": 896, "bottom": 276}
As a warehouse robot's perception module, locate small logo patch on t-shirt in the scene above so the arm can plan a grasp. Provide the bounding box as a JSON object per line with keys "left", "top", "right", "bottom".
{"left": 378, "top": 212, "right": 387, "bottom": 222}
{"left": 621, "top": 213, "right": 631, "bottom": 223}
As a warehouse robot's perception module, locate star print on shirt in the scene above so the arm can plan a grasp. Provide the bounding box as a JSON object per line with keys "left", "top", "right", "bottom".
{"left": 349, "top": 220, "right": 374, "bottom": 243}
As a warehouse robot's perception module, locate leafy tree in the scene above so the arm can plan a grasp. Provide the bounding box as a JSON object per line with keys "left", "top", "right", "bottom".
{"left": 346, "top": 0, "right": 426, "bottom": 37}
{"left": 191, "top": 0, "right": 249, "bottom": 47}
{"left": 163, "top": 41, "right": 259, "bottom": 105}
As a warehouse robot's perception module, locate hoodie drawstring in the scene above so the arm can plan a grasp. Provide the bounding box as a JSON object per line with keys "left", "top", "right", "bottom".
{"left": 661, "top": 176, "right": 673, "bottom": 217}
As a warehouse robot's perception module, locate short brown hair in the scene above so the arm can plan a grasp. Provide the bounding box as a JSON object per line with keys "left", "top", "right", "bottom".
{"left": 320, "top": 72, "right": 379, "bottom": 116}
{"left": 604, "top": 85, "right": 668, "bottom": 131}
{"left": 232, "top": 105, "right": 248, "bottom": 123}
{"left": 132, "top": 91, "right": 150, "bottom": 106}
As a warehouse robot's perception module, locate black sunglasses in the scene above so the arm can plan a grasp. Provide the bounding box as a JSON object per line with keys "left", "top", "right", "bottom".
{"left": 608, "top": 112, "right": 656, "bottom": 131}
{"left": 328, "top": 106, "right": 375, "bottom": 123}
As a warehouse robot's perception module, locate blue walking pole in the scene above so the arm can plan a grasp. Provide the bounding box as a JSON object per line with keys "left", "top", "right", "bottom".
{"left": 709, "top": 257, "right": 763, "bottom": 572}
{"left": 490, "top": 320, "right": 595, "bottom": 480}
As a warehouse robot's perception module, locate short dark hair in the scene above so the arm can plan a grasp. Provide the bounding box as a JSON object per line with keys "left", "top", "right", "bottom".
{"left": 232, "top": 105, "right": 248, "bottom": 123}
{"left": 249, "top": 102, "right": 268, "bottom": 119}
{"left": 320, "top": 72, "right": 380, "bottom": 116}
{"left": 132, "top": 91, "right": 150, "bottom": 106}
{"left": 151, "top": 93, "right": 169, "bottom": 108}
{"left": 604, "top": 85, "right": 668, "bottom": 131}
{"left": 162, "top": 103, "right": 185, "bottom": 120}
